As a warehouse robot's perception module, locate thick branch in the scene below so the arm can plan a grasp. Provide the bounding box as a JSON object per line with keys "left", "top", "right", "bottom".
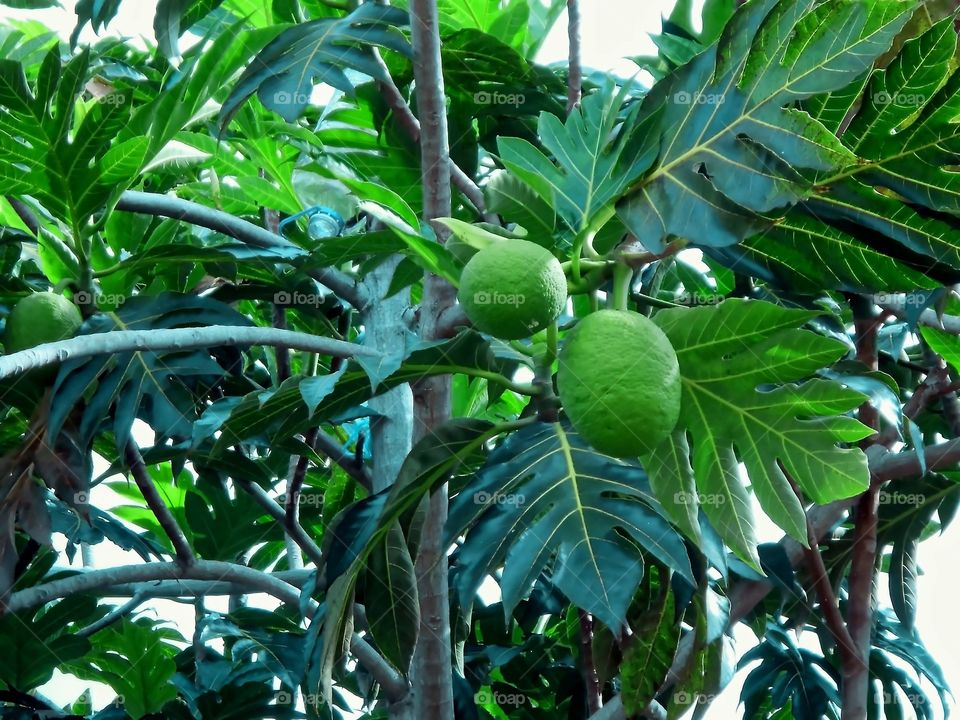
{"left": 2, "top": 560, "right": 405, "bottom": 699}
{"left": 125, "top": 443, "right": 194, "bottom": 567}
{"left": 3, "top": 560, "right": 304, "bottom": 615}
{"left": 566, "top": 0, "right": 582, "bottom": 113}
{"left": 116, "top": 191, "right": 369, "bottom": 309}
{"left": 409, "top": 0, "right": 457, "bottom": 717}
{"left": 371, "top": 56, "right": 492, "bottom": 222}
{"left": 0, "top": 325, "right": 377, "bottom": 380}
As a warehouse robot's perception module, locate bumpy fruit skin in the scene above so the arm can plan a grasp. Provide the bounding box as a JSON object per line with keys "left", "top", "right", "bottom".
{"left": 4, "top": 292, "right": 83, "bottom": 353}
{"left": 558, "top": 309, "right": 681, "bottom": 458}
{"left": 458, "top": 239, "right": 567, "bottom": 340}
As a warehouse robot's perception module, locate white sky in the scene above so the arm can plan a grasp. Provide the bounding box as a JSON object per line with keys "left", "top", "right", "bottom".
{"left": 0, "top": 1, "right": 957, "bottom": 718}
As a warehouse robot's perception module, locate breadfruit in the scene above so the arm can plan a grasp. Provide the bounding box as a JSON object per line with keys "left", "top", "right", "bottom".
{"left": 557, "top": 309, "right": 681, "bottom": 457}
{"left": 4, "top": 292, "right": 83, "bottom": 353}
{"left": 458, "top": 240, "right": 566, "bottom": 339}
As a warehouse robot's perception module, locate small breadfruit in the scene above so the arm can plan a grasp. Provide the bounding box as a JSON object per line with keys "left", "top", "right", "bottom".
{"left": 557, "top": 309, "right": 681, "bottom": 457}
{"left": 4, "top": 292, "right": 83, "bottom": 353}
{"left": 458, "top": 239, "right": 567, "bottom": 340}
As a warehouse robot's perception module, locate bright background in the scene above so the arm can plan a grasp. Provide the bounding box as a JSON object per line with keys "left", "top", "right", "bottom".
{"left": 0, "top": 0, "right": 956, "bottom": 717}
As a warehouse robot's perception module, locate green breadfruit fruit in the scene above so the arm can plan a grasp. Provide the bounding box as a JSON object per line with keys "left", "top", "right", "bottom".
{"left": 4, "top": 291, "right": 83, "bottom": 354}
{"left": 557, "top": 309, "right": 681, "bottom": 458}
{"left": 458, "top": 239, "right": 567, "bottom": 340}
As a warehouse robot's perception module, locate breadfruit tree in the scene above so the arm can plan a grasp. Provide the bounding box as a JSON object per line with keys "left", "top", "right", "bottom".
{"left": 0, "top": 0, "right": 957, "bottom": 719}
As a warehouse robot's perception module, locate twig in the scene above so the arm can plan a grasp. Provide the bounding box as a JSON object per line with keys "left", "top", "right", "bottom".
{"left": 313, "top": 427, "right": 372, "bottom": 491}
{"left": 125, "top": 443, "right": 194, "bottom": 567}
{"left": 0, "top": 325, "right": 378, "bottom": 380}
{"left": 566, "top": 0, "right": 582, "bottom": 113}
{"left": 75, "top": 592, "right": 147, "bottom": 637}
{"left": 235, "top": 478, "right": 324, "bottom": 568}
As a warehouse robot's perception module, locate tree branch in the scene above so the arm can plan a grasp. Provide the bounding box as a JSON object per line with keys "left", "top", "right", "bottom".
{"left": 75, "top": 592, "right": 147, "bottom": 637}
{"left": 125, "top": 443, "right": 195, "bottom": 567}
{"left": 2, "top": 558, "right": 406, "bottom": 700}
{"left": 0, "top": 325, "right": 378, "bottom": 380}
{"left": 409, "top": 0, "right": 457, "bottom": 717}
{"left": 566, "top": 0, "right": 582, "bottom": 113}
{"left": 371, "top": 54, "right": 493, "bottom": 222}
{"left": 235, "top": 478, "right": 325, "bottom": 568}
{"left": 578, "top": 609, "right": 602, "bottom": 715}
{"left": 115, "top": 191, "right": 369, "bottom": 310}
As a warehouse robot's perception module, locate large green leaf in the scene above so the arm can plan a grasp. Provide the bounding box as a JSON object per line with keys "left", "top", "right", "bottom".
{"left": 220, "top": 3, "right": 412, "bottom": 126}
{"left": 65, "top": 617, "right": 181, "bottom": 718}
{"left": 448, "top": 422, "right": 694, "bottom": 632}
{"left": 644, "top": 300, "right": 871, "bottom": 568}
{"left": 498, "top": 82, "right": 660, "bottom": 235}
{"left": 617, "top": 0, "right": 913, "bottom": 251}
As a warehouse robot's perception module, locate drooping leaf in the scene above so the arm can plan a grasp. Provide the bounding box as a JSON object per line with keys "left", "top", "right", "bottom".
{"left": 448, "top": 422, "right": 693, "bottom": 631}
{"left": 364, "top": 521, "right": 419, "bottom": 673}
{"left": 220, "top": 4, "right": 412, "bottom": 127}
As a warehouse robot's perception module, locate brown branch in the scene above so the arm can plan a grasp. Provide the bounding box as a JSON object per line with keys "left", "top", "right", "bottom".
{"left": 235, "top": 478, "right": 324, "bottom": 567}
{"left": 371, "top": 53, "right": 493, "bottom": 222}
{"left": 578, "top": 610, "right": 602, "bottom": 715}
{"left": 1, "top": 559, "right": 407, "bottom": 700}
{"left": 566, "top": 0, "right": 582, "bottom": 113}
{"left": 842, "top": 296, "right": 881, "bottom": 719}
{"left": 124, "top": 443, "right": 194, "bottom": 567}
{"left": 409, "top": 0, "right": 457, "bottom": 716}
